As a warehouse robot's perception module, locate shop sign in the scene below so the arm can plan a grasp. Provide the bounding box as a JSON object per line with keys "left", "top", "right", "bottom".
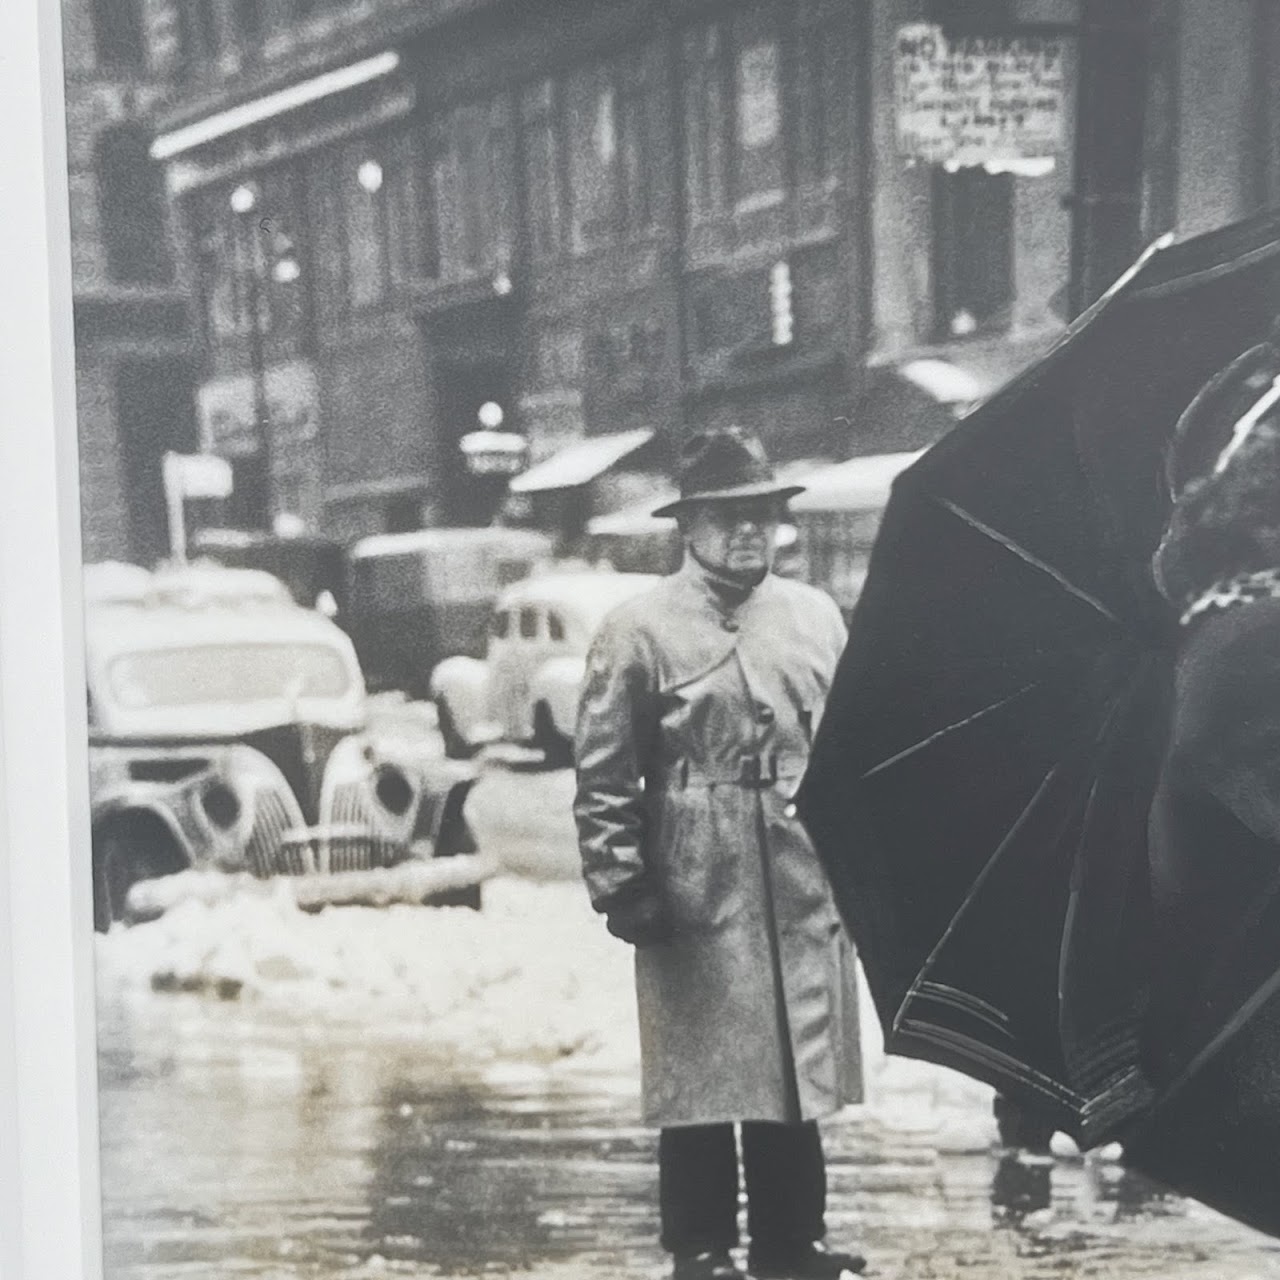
{"left": 197, "top": 360, "right": 320, "bottom": 462}
{"left": 895, "top": 23, "right": 1068, "bottom": 171}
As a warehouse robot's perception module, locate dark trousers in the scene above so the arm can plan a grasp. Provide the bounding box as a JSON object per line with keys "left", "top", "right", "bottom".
{"left": 658, "top": 1121, "right": 826, "bottom": 1258}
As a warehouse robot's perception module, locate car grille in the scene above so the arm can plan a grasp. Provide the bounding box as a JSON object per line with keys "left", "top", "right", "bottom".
{"left": 324, "top": 779, "right": 403, "bottom": 870}
{"left": 245, "top": 785, "right": 304, "bottom": 879}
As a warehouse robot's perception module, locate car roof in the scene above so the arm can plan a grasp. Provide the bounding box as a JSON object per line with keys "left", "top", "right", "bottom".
{"left": 495, "top": 571, "right": 659, "bottom": 618}
{"left": 349, "top": 526, "right": 555, "bottom": 560}
{"left": 85, "top": 598, "right": 352, "bottom": 659}
{"left": 83, "top": 562, "right": 352, "bottom": 661}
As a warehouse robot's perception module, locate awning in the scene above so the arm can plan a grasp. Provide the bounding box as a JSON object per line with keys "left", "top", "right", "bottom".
{"left": 586, "top": 494, "right": 678, "bottom": 537}
{"left": 510, "top": 429, "right": 653, "bottom": 494}
{"left": 151, "top": 51, "right": 401, "bottom": 161}
{"left": 788, "top": 451, "right": 924, "bottom": 513}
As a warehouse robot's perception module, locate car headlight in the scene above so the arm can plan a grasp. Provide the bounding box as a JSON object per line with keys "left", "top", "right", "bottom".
{"left": 200, "top": 780, "right": 242, "bottom": 831}
{"left": 373, "top": 763, "right": 414, "bottom": 818}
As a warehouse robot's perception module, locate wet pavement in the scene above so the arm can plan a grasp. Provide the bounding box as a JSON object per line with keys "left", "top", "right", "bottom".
{"left": 94, "top": 757, "right": 1280, "bottom": 1280}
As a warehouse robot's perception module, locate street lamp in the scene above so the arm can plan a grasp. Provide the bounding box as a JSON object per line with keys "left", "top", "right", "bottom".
{"left": 227, "top": 180, "right": 300, "bottom": 531}
{"left": 228, "top": 182, "right": 272, "bottom": 529}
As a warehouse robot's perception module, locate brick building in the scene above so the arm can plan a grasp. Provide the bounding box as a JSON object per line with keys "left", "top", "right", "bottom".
{"left": 64, "top": 0, "right": 198, "bottom": 565}
{"left": 122, "top": 0, "right": 1280, "bottom": 546}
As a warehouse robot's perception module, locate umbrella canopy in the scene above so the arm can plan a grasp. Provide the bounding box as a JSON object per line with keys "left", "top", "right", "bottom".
{"left": 796, "top": 211, "right": 1280, "bottom": 1149}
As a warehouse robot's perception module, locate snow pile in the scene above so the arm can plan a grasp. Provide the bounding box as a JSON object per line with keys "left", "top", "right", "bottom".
{"left": 95, "top": 877, "right": 639, "bottom": 1071}
{"left": 95, "top": 874, "right": 995, "bottom": 1140}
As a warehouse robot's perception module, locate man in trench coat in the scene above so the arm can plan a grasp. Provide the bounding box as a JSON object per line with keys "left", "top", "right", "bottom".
{"left": 574, "top": 427, "right": 865, "bottom": 1280}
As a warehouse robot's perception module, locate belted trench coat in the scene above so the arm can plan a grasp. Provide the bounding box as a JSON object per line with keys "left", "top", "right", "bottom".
{"left": 574, "top": 559, "right": 863, "bottom": 1127}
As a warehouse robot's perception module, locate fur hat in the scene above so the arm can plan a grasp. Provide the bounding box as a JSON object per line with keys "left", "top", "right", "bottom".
{"left": 652, "top": 427, "right": 804, "bottom": 518}
{"left": 1154, "top": 341, "right": 1280, "bottom": 606}
{"left": 1165, "top": 342, "right": 1280, "bottom": 499}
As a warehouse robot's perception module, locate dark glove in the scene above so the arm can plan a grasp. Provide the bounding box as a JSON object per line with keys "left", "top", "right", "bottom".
{"left": 603, "top": 890, "right": 675, "bottom": 947}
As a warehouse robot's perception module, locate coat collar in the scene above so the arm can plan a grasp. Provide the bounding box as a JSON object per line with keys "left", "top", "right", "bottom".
{"left": 672, "top": 555, "right": 781, "bottom": 634}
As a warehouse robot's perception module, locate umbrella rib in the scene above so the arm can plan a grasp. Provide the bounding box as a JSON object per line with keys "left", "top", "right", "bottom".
{"left": 893, "top": 756, "right": 1066, "bottom": 1040}
{"left": 934, "top": 497, "right": 1122, "bottom": 626}
{"left": 862, "top": 681, "right": 1042, "bottom": 781}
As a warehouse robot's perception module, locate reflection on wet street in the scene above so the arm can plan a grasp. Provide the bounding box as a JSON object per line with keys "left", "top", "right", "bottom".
{"left": 94, "top": 764, "right": 1280, "bottom": 1279}
{"left": 96, "top": 989, "right": 1280, "bottom": 1280}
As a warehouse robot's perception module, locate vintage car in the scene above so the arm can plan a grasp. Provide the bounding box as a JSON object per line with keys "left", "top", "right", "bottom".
{"left": 344, "top": 526, "right": 556, "bottom": 698}
{"left": 85, "top": 563, "right": 490, "bottom": 930}
{"left": 428, "top": 571, "right": 658, "bottom": 764}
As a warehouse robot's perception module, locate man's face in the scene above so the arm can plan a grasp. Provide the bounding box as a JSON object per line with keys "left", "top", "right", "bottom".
{"left": 682, "top": 495, "right": 784, "bottom": 579}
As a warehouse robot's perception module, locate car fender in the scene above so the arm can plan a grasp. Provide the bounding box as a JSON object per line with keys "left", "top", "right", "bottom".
{"left": 529, "top": 656, "right": 586, "bottom": 739}
{"left": 91, "top": 795, "right": 197, "bottom": 870}
{"left": 428, "top": 655, "right": 490, "bottom": 740}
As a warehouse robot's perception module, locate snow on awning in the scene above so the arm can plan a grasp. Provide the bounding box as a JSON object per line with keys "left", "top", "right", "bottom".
{"left": 788, "top": 451, "right": 925, "bottom": 513}
{"left": 587, "top": 495, "right": 678, "bottom": 537}
{"left": 897, "top": 359, "right": 987, "bottom": 405}
{"left": 510, "top": 429, "right": 654, "bottom": 494}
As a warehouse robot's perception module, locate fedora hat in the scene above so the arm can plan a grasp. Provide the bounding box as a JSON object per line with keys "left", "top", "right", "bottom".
{"left": 1166, "top": 342, "right": 1280, "bottom": 499}
{"left": 652, "top": 426, "right": 805, "bottom": 518}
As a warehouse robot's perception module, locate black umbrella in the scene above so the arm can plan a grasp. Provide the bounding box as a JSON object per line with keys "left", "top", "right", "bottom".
{"left": 796, "top": 211, "right": 1280, "bottom": 1151}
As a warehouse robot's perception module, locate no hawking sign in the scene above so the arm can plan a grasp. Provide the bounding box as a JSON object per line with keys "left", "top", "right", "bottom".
{"left": 894, "top": 22, "right": 1068, "bottom": 172}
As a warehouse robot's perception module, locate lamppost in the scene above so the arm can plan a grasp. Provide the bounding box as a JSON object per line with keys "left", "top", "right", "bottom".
{"left": 228, "top": 180, "right": 300, "bottom": 531}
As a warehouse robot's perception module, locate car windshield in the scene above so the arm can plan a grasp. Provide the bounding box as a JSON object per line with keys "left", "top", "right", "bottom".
{"left": 106, "top": 643, "right": 353, "bottom": 710}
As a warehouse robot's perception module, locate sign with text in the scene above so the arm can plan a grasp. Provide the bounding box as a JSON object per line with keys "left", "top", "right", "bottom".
{"left": 895, "top": 23, "right": 1068, "bottom": 170}
{"left": 197, "top": 360, "right": 320, "bottom": 464}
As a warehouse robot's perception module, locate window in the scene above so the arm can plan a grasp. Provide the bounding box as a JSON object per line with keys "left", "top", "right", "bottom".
{"left": 90, "top": 0, "right": 145, "bottom": 70}
{"left": 193, "top": 197, "right": 238, "bottom": 340}
{"left": 491, "top": 611, "right": 511, "bottom": 639}
{"left": 191, "top": 173, "right": 307, "bottom": 344}
{"left": 522, "top": 80, "right": 565, "bottom": 261}
{"left": 430, "top": 99, "right": 515, "bottom": 282}
{"left": 521, "top": 49, "right": 657, "bottom": 261}
{"left": 96, "top": 127, "right": 172, "bottom": 285}
{"left": 733, "top": 35, "right": 785, "bottom": 211}
{"left": 385, "top": 132, "right": 435, "bottom": 284}
{"left": 548, "top": 613, "right": 566, "bottom": 642}
{"left": 519, "top": 608, "right": 539, "bottom": 640}
{"left": 682, "top": 3, "right": 843, "bottom": 227}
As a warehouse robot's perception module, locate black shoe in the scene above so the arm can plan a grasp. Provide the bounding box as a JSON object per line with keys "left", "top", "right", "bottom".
{"left": 749, "top": 1240, "right": 867, "bottom": 1278}
{"left": 672, "top": 1250, "right": 748, "bottom": 1280}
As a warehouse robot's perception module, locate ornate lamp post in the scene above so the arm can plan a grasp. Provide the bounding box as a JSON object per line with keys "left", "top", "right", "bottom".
{"left": 228, "top": 180, "right": 300, "bottom": 531}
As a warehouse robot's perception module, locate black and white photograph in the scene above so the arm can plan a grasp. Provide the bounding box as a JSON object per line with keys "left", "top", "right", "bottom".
{"left": 22, "top": 0, "right": 1280, "bottom": 1276}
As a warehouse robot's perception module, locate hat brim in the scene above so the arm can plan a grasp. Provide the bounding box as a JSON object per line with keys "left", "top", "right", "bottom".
{"left": 652, "top": 482, "right": 806, "bottom": 519}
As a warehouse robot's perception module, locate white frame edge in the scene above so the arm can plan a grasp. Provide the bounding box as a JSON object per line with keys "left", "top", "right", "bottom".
{"left": 0, "top": 0, "right": 105, "bottom": 1275}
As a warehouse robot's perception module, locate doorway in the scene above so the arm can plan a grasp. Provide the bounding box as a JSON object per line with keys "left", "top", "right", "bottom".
{"left": 435, "top": 358, "right": 515, "bottom": 526}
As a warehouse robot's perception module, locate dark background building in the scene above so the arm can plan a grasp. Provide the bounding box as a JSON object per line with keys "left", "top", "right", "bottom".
{"left": 64, "top": 0, "right": 198, "bottom": 565}
{"left": 64, "top": 0, "right": 1280, "bottom": 562}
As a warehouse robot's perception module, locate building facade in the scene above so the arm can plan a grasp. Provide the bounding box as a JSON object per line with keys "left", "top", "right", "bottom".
{"left": 125, "top": 0, "right": 1280, "bottom": 546}
{"left": 64, "top": 0, "right": 198, "bottom": 566}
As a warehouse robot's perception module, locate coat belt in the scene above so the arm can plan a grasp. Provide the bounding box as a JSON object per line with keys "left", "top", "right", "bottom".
{"left": 657, "top": 751, "right": 808, "bottom": 789}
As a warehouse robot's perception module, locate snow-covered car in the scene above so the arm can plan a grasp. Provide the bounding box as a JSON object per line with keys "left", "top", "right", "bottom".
{"left": 85, "top": 563, "right": 490, "bottom": 930}
{"left": 428, "top": 571, "right": 658, "bottom": 764}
